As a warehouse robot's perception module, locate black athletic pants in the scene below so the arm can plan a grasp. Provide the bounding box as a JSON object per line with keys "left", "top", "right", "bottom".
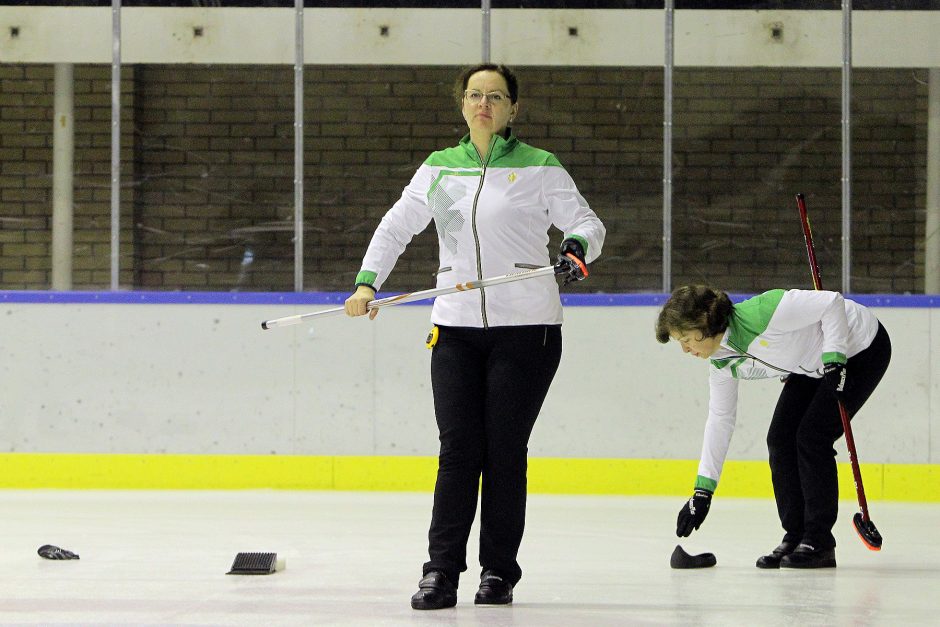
{"left": 423, "top": 324, "right": 562, "bottom": 588}
{"left": 767, "top": 322, "right": 891, "bottom": 550}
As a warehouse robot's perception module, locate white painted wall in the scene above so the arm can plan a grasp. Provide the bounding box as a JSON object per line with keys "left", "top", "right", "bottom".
{"left": 1, "top": 8, "right": 939, "bottom": 67}
{"left": 1, "top": 302, "right": 935, "bottom": 464}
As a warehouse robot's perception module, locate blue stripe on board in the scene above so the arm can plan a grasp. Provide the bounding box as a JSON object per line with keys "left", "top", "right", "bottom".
{"left": 563, "top": 293, "right": 940, "bottom": 307}
{"left": 0, "top": 291, "right": 348, "bottom": 305}
{"left": 1, "top": 291, "right": 938, "bottom": 308}
{"left": 724, "top": 293, "right": 940, "bottom": 308}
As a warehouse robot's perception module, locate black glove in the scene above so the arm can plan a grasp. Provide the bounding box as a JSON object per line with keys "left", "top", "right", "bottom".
{"left": 822, "top": 362, "right": 847, "bottom": 402}
{"left": 37, "top": 544, "right": 80, "bottom": 560}
{"left": 676, "top": 489, "right": 712, "bottom": 537}
{"left": 554, "top": 238, "right": 588, "bottom": 285}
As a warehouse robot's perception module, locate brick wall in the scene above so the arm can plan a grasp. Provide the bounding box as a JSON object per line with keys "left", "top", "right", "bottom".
{"left": 0, "top": 64, "right": 135, "bottom": 289}
{"left": 0, "top": 63, "right": 927, "bottom": 293}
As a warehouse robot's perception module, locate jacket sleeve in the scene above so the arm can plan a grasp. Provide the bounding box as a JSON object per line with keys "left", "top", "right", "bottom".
{"left": 695, "top": 366, "right": 739, "bottom": 492}
{"left": 357, "top": 165, "right": 434, "bottom": 291}
{"left": 541, "top": 166, "right": 605, "bottom": 263}
{"left": 770, "top": 290, "right": 850, "bottom": 364}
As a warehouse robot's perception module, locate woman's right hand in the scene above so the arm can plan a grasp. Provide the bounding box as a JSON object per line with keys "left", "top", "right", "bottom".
{"left": 344, "top": 285, "right": 378, "bottom": 319}
{"left": 676, "top": 489, "right": 712, "bottom": 537}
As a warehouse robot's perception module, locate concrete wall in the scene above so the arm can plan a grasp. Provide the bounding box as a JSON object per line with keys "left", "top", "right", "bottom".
{"left": 2, "top": 298, "right": 936, "bottom": 465}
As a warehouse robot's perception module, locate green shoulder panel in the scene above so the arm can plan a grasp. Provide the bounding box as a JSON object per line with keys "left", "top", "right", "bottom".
{"left": 423, "top": 136, "right": 562, "bottom": 169}
{"left": 424, "top": 144, "right": 481, "bottom": 169}
{"left": 489, "top": 139, "right": 562, "bottom": 169}
{"left": 726, "top": 289, "right": 786, "bottom": 353}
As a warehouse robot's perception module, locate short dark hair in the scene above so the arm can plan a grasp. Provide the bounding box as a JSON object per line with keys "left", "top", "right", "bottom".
{"left": 453, "top": 63, "right": 519, "bottom": 108}
{"left": 655, "top": 285, "right": 734, "bottom": 344}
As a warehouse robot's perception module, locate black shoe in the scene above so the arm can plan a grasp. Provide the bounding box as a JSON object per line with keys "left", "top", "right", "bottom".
{"left": 780, "top": 543, "right": 836, "bottom": 569}
{"left": 756, "top": 541, "right": 798, "bottom": 569}
{"left": 474, "top": 569, "right": 513, "bottom": 605}
{"left": 411, "top": 571, "right": 457, "bottom": 610}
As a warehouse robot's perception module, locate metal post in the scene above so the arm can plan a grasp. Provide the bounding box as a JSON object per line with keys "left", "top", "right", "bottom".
{"left": 52, "top": 63, "right": 74, "bottom": 290}
{"left": 663, "top": 1, "right": 674, "bottom": 294}
{"left": 841, "top": 0, "right": 852, "bottom": 293}
{"left": 481, "top": 0, "right": 491, "bottom": 63}
{"left": 110, "top": 0, "right": 121, "bottom": 290}
{"left": 927, "top": 68, "right": 940, "bottom": 294}
{"left": 294, "top": 0, "right": 304, "bottom": 291}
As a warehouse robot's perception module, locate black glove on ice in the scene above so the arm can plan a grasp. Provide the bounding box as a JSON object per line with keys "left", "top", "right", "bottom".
{"left": 37, "top": 544, "right": 80, "bottom": 560}
{"left": 676, "top": 489, "right": 712, "bottom": 537}
{"left": 555, "top": 238, "right": 588, "bottom": 285}
{"left": 822, "top": 362, "right": 847, "bottom": 402}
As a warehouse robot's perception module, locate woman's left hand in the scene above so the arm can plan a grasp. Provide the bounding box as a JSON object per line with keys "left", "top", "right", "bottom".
{"left": 555, "top": 238, "right": 588, "bottom": 285}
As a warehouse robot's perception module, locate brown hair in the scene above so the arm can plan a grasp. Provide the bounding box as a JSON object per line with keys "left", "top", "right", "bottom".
{"left": 655, "top": 285, "right": 734, "bottom": 344}
{"left": 453, "top": 63, "right": 519, "bottom": 108}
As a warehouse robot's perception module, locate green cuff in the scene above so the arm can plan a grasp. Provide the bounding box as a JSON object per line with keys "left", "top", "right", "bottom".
{"left": 821, "top": 351, "right": 847, "bottom": 365}
{"left": 354, "top": 270, "right": 378, "bottom": 289}
{"left": 694, "top": 475, "right": 717, "bottom": 493}
{"left": 563, "top": 234, "right": 589, "bottom": 257}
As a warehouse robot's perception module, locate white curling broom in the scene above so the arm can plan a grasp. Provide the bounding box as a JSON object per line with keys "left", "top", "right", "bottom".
{"left": 261, "top": 255, "right": 587, "bottom": 330}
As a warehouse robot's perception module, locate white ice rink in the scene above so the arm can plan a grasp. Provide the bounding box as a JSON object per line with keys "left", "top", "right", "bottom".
{"left": 1, "top": 490, "right": 938, "bottom": 626}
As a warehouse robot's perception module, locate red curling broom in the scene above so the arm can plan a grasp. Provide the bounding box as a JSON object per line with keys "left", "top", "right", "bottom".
{"left": 796, "top": 192, "right": 882, "bottom": 551}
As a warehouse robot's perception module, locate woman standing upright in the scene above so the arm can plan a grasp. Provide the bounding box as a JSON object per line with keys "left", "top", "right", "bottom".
{"left": 345, "top": 64, "right": 605, "bottom": 609}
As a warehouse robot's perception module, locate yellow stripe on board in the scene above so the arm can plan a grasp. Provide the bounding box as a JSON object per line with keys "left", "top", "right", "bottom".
{"left": 0, "top": 454, "right": 335, "bottom": 490}
{"left": 0, "top": 454, "right": 936, "bottom": 502}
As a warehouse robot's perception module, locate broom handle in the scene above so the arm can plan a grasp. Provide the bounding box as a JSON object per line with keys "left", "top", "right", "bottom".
{"left": 796, "top": 193, "right": 872, "bottom": 523}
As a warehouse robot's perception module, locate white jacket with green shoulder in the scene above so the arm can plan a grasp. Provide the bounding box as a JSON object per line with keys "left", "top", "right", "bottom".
{"left": 695, "top": 289, "right": 880, "bottom": 492}
{"left": 355, "top": 133, "right": 605, "bottom": 328}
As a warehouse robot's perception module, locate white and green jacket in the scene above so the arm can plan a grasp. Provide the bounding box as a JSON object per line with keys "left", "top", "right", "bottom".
{"left": 356, "top": 133, "right": 605, "bottom": 327}
{"left": 695, "top": 289, "right": 880, "bottom": 492}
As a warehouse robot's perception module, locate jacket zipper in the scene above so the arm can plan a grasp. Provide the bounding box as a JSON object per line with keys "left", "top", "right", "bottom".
{"left": 726, "top": 340, "right": 791, "bottom": 375}
{"left": 470, "top": 136, "right": 496, "bottom": 328}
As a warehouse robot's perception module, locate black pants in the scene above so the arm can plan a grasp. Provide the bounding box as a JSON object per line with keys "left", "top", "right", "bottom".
{"left": 767, "top": 322, "right": 891, "bottom": 550}
{"left": 423, "top": 324, "right": 562, "bottom": 588}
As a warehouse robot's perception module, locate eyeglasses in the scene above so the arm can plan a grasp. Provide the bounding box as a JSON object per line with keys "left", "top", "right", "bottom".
{"left": 464, "top": 90, "right": 510, "bottom": 106}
